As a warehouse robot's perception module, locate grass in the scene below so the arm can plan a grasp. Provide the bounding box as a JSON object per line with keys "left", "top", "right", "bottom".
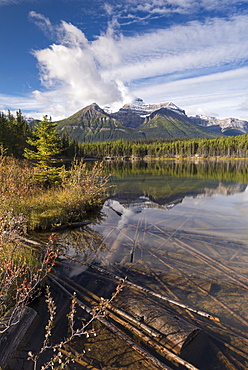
{"left": 0, "top": 156, "right": 110, "bottom": 231}
{"left": 0, "top": 156, "right": 110, "bottom": 318}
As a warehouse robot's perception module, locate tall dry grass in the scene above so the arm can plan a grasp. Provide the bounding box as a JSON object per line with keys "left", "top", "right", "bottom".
{"left": 0, "top": 156, "right": 110, "bottom": 230}
{"left": 0, "top": 156, "right": 110, "bottom": 318}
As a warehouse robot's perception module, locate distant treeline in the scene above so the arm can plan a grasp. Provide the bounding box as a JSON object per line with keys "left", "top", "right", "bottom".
{"left": 79, "top": 136, "right": 248, "bottom": 159}
{"left": 1, "top": 111, "right": 248, "bottom": 159}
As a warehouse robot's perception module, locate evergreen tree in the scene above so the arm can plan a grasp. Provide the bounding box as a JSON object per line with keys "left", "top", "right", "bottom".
{"left": 24, "top": 116, "right": 62, "bottom": 169}
{"left": 0, "top": 110, "right": 30, "bottom": 157}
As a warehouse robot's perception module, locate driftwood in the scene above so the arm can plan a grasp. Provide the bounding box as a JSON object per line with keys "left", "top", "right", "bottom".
{"left": 59, "top": 274, "right": 162, "bottom": 339}
{"left": 55, "top": 275, "right": 201, "bottom": 370}
{"left": 124, "top": 299, "right": 201, "bottom": 354}
{"left": 51, "top": 221, "right": 91, "bottom": 231}
{"left": 49, "top": 275, "right": 173, "bottom": 370}
{"left": 0, "top": 306, "right": 37, "bottom": 369}
{"left": 62, "top": 253, "right": 220, "bottom": 322}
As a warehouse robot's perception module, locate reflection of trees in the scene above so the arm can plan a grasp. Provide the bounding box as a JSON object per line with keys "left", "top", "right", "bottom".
{"left": 104, "top": 160, "right": 248, "bottom": 205}
{"left": 104, "top": 160, "right": 248, "bottom": 183}
{"left": 57, "top": 219, "right": 109, "bottom": 258}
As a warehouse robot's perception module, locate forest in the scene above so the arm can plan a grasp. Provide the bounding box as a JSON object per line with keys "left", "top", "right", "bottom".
{"left": 0, "top": 111, "right": 81, "bottom": 159}
{"left": 0, "top": 110, "right": 248, "bottom": 160}
{"left": 79, "top": 135, "right": 248, "bottom": 159}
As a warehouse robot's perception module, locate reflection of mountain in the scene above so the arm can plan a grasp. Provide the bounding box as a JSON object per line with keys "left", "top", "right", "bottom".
{"left": 105, "top": 197, "right": 183, "bottom": 215}
{"left": 106, "top": 179, "right": 247, "bottom": 209}
{"left": 104, "top": 160, "right": 248, "bottom": 207}
{"left": 203, "top": 183, "right": 247, "bottom": 196}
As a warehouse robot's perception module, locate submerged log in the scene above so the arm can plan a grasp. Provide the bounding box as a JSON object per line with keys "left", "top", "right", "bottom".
{"left": 0, "top": 306, "right": 37, "bottom": 369}
{"left": 56, "top": 275, "right": 201, "bottom": 370}
{"left": 124, "top": 299, "right": 200, "bottom": 354}
{"left": 49, "top": 275, "right": 173, "bottom": 370}
{"left": 51, "top": 221, "right": 91, "bottom": 231}
{"left": 62, "top": 253, "right": 220, "bottom": 322}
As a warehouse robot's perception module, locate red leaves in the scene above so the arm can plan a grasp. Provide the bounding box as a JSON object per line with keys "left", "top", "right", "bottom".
{"left": 0, "top": 233, "right": 61, "bottom": 320}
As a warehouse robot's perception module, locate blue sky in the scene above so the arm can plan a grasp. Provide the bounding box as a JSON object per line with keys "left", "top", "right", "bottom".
{"left": 1, "top": 0, "right": 248, "bottom": 120}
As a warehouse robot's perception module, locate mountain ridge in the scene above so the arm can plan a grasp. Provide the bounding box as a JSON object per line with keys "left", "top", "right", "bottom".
{"left": 190, "top": 115, "right": 248, "bottom": 136}
{"left": 53, "top": 99, "right": 248, "bottom": 142}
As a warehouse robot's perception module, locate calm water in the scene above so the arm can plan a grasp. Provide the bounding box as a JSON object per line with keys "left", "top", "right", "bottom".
{"left": 15, "top": 160, "right": 248, "bottom": 370}
{"left": 58, "top": 160, "right": 248, "bottom": 369}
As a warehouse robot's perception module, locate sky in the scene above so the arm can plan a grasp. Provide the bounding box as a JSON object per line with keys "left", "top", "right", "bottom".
{"left": 0, "top": 0, "right": 248, "bottom": 121}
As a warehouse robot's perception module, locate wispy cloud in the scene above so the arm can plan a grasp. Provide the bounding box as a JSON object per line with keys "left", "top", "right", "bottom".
{"left": 28, "top": 9, "right": 248, "bottom": 119}
{"left": 109, "top": 15, "right": 248, "bottom": 83}
{"left": 0, "top": 92, "right": 44, "bottom": 118}
{"left": 133, "top": 67, "right": 248, "bottom": 118}
{"left": 28, "top": 11, "right": 54, "bottom": 38}
{"left": 112, "top": 0, "right": 248, "bottom": 22}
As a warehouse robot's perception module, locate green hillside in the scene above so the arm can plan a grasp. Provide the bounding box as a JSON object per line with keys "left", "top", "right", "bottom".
{"left": 55, "top": 103, "right": 145, "bottom": 142}
{"left": 140, "top": 109, "right": 218, "bottom": 139}
{"left": 55, "top": 104, "right": 219, "bottom": 142}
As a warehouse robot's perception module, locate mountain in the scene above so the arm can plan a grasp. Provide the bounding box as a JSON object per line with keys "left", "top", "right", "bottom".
{"left": 110, "top": 99, "right": 186, "bottom": 129}
{"left": 55, "top": 103, "right": 145, "bottom": 142}
{"left": 55, "top": 100, "right": 218, "bottom": 142}
{"left": 190, "top": 115, "right": 248, "bottom": 136}
{"left": 139, "top": 107, "right": 215, "bottom": 139}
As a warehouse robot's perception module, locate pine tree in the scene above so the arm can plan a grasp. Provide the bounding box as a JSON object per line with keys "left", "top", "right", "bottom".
{"left": 24, "top": 116, "right": 62, "bottom": 169}
{"left": 24, "top": 116, "right": 63, "bottom": 184}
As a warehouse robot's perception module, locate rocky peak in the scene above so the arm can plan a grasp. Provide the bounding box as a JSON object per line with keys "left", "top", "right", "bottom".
{"left": 190, "top": 115, "right": 248, "bottom": 134}
{"left": 144, "top": 107, "right": 192, "bottom": 124}
{"left": 82, "top": 103, "right": 109, "bottom": 119}
{"left": 109, "top": 99, "right": 187, "bottom": 128}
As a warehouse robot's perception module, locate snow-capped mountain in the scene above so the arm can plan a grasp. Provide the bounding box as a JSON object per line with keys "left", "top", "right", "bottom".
{"left": 110, "top": 98, "right": 187, "bottom": 129}
{"left": 190, "top": 115, "right": 248, "bottom": 135}
{"left": 121, "top": 98, "right": 185, "bottom": 116}
{"left": 54, "top": 101, "right": 217, "bottom": 142}
{"left": 53, "top": 98, "right": 248, "bottom": 142}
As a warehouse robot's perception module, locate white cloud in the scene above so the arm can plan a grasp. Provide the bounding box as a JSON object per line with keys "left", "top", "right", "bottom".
{"left": 28, "top": 10, "right": 248, "bottom": 120}
{"left": 30, "top": 17, "right": 132, "bottom": 117}
{"left": 0, "top": 92, "right": 41, "bottom": 110}
{"left": 133, "top": 67, "right": 248, "bottom": 119}
{"left": 114, "top": 0, "right": 248, "bottom": 21}
{"left": 0, "top": 92, "right": 49, "bottom": 119}
{"left": 108, "top": 15, "right": 248, "bottom": 83}
{"left": 29, "top": 11, "right": 54, "bottom": 37}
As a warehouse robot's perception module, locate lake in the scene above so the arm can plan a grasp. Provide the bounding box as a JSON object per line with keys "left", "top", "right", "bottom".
{"left": 13, "top": 160, "right": 248, "bottom": 370}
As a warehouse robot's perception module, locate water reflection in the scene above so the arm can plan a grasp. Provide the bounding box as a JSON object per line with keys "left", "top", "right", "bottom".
{"left": 57, "top": 224, "right": 109, "bottom": 257}
{"left": 104, "top": 159, "right": 248, "bottom": 183}
{"left": 104, "top": 160, "right": 248, "bottom": 206}
{"left": 55, "top": 160, "right": 248, "bottom": 370}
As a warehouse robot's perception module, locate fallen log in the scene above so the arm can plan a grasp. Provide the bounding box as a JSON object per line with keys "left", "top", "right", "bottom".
{"left": 61, "top": 275, "right": 162, "bottom": 339}
{"left": 55, "top": 275, "right": 202, "bottom": 370}
{"left": 51, "top": 221, "right": 91, "bottom": 231}
{"left": 0, "top": 306, "right": 37, "bottom": 369}
{"left": 62, "top": 253, "right": 220, "bottom": 322}
{"left": 49, "top": 275, "right": 173, "bottom": 370}
{"left": 124, "top": 298, "right": 202, "bottom": 353}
